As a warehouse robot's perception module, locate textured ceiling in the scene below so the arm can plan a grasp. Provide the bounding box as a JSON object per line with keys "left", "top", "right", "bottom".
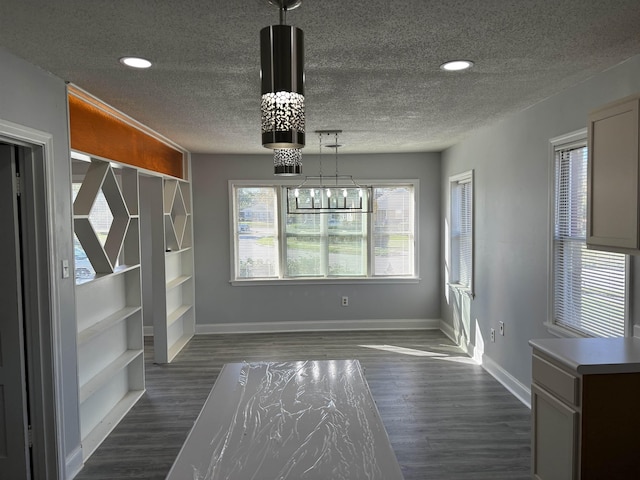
{"left": 1, "top": 0, "right": 640, "bottom": 154}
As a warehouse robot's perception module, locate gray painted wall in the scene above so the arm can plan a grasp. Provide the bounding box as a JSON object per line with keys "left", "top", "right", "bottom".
{"left": 191, "top": 152, "right": 441, "bottom": 327}
{"left": 0, "top": 49, "right": 80, "bottom": 473}
{"left": 440, "top": 55, "right": 640, "bottom": 388}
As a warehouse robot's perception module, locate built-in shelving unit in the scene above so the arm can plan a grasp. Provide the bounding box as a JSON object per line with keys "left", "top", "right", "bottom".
{"left": 153, "top": 179, "right": 195, "bottom": 363}
{"left": 73, "top": 159, "right": 144, "bottom": 460}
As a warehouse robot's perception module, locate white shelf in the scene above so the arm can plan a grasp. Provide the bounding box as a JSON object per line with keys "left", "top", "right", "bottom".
{"left": 74, "top": 160, "right": 145, "bottom": 461}
{"left": 151, "top": 176, "right": 195, "bottom": 364}
{"left": 77, "top": 306, "right": 141, "bottom": 345}
{"left": 165, "top": 246, "right": 192, "bottom": 256}
{"left": 166, "top": 275, "right": 191, "bottom": 291}
{"left": 168, "top": 333, "right": 194, "bottom": 363}
{"left": 75, "top": 263, "right": 140, "bottom": 287}
{"left": 79, "top": 349, "right": 143, "bottom": 403}
{"left": 82, "top": 389, "right": 145, "bottom": 461}
{"left": 167, "top": 304, "right": 193, "bottom": 328}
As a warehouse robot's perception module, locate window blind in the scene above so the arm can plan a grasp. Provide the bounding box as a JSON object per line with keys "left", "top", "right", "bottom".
{"left": 372, "top": 186, "right": 414, "bottom": 276}
{"left": 553, "top": 146, "right": 626, "bottom": 337}
{"left": 234, "top": 186, "right": 280, "bottom": 278}
{"left": 451, "top": 174, "right": 473, "bottom": 289}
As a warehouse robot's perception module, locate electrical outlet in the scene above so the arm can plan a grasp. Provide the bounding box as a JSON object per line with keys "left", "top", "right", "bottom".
{"left": 499, "top": 321, "right": 505, "bottom": 336}
{"left": 341, "top": 296, "right": 349, "bottom": 307}
{"left": 490, "top": 328, "right": 496, "bottom": 342}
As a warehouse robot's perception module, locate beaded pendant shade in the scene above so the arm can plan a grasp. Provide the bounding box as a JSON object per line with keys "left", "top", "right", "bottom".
{"left": 274, "top": 148, "right": 302, "bottom": 176}
{"left": 260, "top": 0, "right": 305, "bottom": 149}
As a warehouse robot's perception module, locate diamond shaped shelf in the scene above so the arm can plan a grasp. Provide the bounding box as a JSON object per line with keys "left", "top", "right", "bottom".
{"left": 163, "top": 179, "right": 190, "bottom": 251}
{"left": 74, "top": 160, "right": 132, "bottom": 274}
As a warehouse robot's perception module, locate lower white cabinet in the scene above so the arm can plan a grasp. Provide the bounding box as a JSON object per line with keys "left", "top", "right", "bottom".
{"left": 531, "top": 384, "right": 578, "bottom": 480}
{"left": 530, "top": 338, "right": 640, "bottom": 480}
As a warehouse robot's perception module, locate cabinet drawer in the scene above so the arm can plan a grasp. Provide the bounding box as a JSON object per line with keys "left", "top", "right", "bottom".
{"left": 532, "top": 355, "right": 579, "bottom": 406}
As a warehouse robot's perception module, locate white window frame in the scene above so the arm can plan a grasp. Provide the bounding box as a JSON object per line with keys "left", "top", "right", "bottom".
{"left": 229, "top": 183, "right": 280, "bottom": 280}
{"left": 229, "top": 179, "right": 420, "bottom": 285}
{"left": 547, "top": 129, "right": 630, "bottom": 338}
{"left": 448, "top": 170, "right": 474, "bottom": 296}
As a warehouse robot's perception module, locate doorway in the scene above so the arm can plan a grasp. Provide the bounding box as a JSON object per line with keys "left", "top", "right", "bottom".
{"left": 0, "top": 139, "right": 60, "bottom": 479}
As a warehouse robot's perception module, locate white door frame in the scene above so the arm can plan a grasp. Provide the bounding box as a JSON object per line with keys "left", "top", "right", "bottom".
{"left": 0, "top": 118, "right": 66, "bottom": 479}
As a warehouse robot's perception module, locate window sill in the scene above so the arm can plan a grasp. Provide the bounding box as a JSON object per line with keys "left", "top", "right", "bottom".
{"left": 544, "top": 321, "right": 591, "bottom": 339}
{"left": 447, "top": 283, "right": 474, "bottom": 298}
{"left": 231, "top": 277, "right": 421, "bottom": 286}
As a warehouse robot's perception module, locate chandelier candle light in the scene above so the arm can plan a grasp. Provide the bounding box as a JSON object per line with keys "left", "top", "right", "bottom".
{"left": 286, "top": 130, "right": 373, "bottom": 214}
{"left": 260, "top": 0, "right": 305, "bottom": 150}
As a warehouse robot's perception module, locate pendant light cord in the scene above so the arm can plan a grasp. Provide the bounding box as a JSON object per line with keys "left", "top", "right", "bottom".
{"left": 318, "top": 132, "right": 323, "bottom": 180}
{"left": 334, "top": 131, "right": 339, "bottom": 183}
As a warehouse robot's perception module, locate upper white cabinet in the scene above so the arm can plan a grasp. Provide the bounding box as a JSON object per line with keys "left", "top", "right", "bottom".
{"left": 587, "top": 94, "right": 640, "bottom": 254}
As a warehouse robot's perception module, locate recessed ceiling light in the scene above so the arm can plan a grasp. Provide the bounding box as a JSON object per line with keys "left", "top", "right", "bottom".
{"left": 119, "top": 57, "right": 152, "bottom": 69}
{"left": 440, "top": 60, "right": 474, "bottom": 71}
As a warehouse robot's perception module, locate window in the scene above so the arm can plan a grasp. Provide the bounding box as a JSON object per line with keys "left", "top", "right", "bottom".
{"left": 449, "top": 170, "right": 473, "bottom": 293}
{"left": 231, "top": 182, "right": 416, "bottom": 281}
{"left": 233, "top": 186, "right": 279, "bottom": 279}
{"left": 285, "top": 211, "right": 368, "bottom": 277}
{"left": 552, "top": 139, "right": 627, "bottom": 337}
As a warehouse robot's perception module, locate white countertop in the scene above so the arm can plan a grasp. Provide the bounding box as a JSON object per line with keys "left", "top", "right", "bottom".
{"left": 529, "top": 337, "right": 640, "bottom": 375}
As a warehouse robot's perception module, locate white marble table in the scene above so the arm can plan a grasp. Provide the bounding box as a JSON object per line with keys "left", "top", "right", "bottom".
{"left": 166, "top": 359, "right": 404, "bottom": 480}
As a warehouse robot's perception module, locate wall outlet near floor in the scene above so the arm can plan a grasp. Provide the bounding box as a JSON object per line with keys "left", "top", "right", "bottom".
{"left": 490, "top": 328, "right": 496, "bottom": 342}
{"left": 499, "top": 321, "right": 505, "bottom": 336}
{"left": 342, "top": 296, "right": 349, "bottom": 307}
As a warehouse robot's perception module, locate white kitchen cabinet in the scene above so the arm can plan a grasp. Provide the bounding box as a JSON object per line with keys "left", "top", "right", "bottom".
{"left": 587, "top": 94, "right": 640, "bottom": 253}
{"left": 530, "top": 337, "right": 640, "bottom": 479}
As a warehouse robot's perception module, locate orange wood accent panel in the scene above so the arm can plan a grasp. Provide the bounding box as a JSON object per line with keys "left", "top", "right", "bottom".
{"left": 68, "top": 93, "right": 184, "bottom": 178}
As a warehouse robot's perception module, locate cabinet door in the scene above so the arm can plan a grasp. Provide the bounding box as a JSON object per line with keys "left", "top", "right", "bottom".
{"left": 531, "top": 384, "right": 578, "bottom": 480}
{"left": 587, "top": 96, "right": 639, "bottom": 251}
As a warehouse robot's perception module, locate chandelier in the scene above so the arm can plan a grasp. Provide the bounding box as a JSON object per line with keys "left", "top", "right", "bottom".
{"left": 286, "top": 130, "right": 372, "bottom": 214}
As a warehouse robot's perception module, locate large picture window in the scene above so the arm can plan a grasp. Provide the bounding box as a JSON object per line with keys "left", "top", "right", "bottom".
{"left": 231, "top": 182, "right": 416, "bottom": 281}
{"left": 552, "top": 138, "right": 627, "bottom": 337}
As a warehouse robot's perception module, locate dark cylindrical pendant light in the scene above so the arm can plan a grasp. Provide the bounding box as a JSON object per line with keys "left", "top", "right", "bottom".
{"left": 260, "top": 23, "right": 305, "bottom": 149}
{"left": 274, "top": 148, "right": 302, "bottom": 175}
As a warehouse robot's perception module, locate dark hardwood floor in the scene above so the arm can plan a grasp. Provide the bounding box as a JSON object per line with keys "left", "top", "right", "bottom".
{"left": 74, "top": 330, "right": 531, "bottom": 479}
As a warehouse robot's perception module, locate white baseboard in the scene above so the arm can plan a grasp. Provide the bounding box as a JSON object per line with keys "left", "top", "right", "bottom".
{"left": 194, "top": 318, "right": 440, "bottom": 335}
{"left": 65, "top": 445, "right": 83, "bottom": 480}
{"left": 481, "top": 354, "right": 531, "bottom": 408}
{"left": 440, "top": 319, "right": 530, "bottom": 408}
{"left": 439, "top": 320, "right": 457, "bottom": 343}
{"left": 144, "top": 319, "right": 438, "bottom": 337}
